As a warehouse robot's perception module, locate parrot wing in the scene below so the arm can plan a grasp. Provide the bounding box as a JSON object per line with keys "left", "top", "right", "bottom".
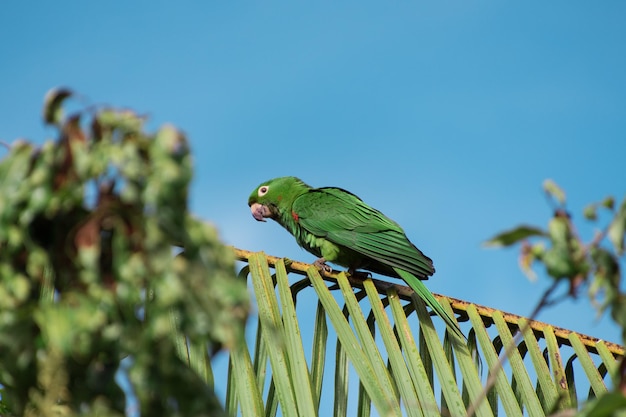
{"left": 293, "top": 187, "right": 434, "bottom": 279}
{"left": 294, "top": 188, "right": 464, "bottom": 340}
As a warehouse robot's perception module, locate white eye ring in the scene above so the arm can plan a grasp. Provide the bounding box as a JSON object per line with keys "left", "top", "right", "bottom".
{"left": 258, "top": 185, "right": 269, "bottom": 197}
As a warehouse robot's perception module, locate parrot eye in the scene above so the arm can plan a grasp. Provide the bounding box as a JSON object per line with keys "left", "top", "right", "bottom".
{"left": 258, "top": 186, "right": 269, "bottom": 197}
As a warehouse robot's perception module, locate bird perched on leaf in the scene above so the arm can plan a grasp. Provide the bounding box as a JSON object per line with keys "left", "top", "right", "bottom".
{"left": 248, "top": 176, "right": 464, "bottom": 340}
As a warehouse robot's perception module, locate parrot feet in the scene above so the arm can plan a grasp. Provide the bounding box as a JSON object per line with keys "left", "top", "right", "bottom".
{"left": 313, "top": 258, "right": 333, "bottom": 274}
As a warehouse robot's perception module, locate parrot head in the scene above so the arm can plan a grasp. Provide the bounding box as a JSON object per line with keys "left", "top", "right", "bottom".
{"left": 248, "top": 176, "right": 310, "bottom": 222}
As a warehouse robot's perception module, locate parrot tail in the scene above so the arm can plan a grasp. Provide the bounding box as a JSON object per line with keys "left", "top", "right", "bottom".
{"left": 393, "top": 268, "right": 466, "bottom": 342}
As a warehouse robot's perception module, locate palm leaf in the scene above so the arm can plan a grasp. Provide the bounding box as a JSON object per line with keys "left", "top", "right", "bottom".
{"left": 181, "top": 249, "right": 625, "bottom": 416}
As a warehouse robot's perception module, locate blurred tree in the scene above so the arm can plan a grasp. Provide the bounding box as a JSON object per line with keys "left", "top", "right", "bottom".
{"left": 0, "top": 89, "right": 249, "bottom": 416}
{"left": 486, "top": 179, "right": 626, "bottom": 415}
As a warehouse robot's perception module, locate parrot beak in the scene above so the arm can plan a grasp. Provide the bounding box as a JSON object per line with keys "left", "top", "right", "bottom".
{"left": 250, "top": 203, "right": 272, "bottom": 222}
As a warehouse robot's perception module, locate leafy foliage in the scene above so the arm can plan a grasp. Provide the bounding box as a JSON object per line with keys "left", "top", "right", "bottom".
{"left": 486, "top": 179, "right": 626, "bottom": 415}
{"left": 486, "top": 180, "right": 625, "bottom": 332}
{"left": 0, "top": 89, "right": 249, "bottom": 416}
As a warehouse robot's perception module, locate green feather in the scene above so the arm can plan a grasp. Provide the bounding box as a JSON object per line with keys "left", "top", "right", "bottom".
{"left": 293, "top": 187, "right": 434, "bottom": 278}
{"left": 393, "top": 268, "right": 465, "bottom": 341}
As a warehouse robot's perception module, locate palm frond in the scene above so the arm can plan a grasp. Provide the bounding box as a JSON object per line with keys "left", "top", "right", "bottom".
{"left": 204, "top": 249, "right": 624, "bottom": 417}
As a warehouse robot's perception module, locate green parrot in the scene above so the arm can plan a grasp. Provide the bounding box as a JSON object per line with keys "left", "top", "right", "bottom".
{"left": 248, "top": 176, "right": 464, "bottom": 340}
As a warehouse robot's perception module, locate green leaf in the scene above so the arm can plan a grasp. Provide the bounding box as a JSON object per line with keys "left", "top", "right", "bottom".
{"left": 274, "top": 260, "right": 317, "bottom": 417}
{"left": 602, "top": 196, "right": 615, "bottom": 210}
{"left": 96, "top": 108, "right": 145, "bottom": 132}
{"left": 584, "top": 196, "right": 616, "bottom": 222}
{"left": 229, "top": 332, "right": 265, "bottom": 417}
{"left": 547, "top": 216, "right": 570, "bottom": 246}
{"left": 363, "top": 280, "right": 423, "bottom": 417}
{"left": 467, "top": 305, "right": 523, "bottom": 417}
{"left": 492, "top": 312, "right": 546, "bottom": 416}
{"left": 589, "top": 247, "right": 620, "bottom": 311}
{"left": 543, "top": 179, "right": 566, "bottom": 205}
{"left": 578, "top": 392, "right": 626, "bottom": 417}
{"left": 543, "top": 247, "right": 577, "bottom": 280}
{"left": 584, "top": 204, "right": 598, "bottom": 221}
{"left": 388, "top": 289, "right": 439, "bottom": 415}
{"left": 248, "top": 253, "right": 299, "bottom": 417}
{"left": 568, "top": 333, "right": 607, "bottom": 397}
{"left": 333, "top": 332, "right": 349, "bottom": 417}
{"left": 439, "top": 298, "right": 493, "bottom": 417}
{"left": 542, "top": 326, "right": 571, "bottom": 409}
{"left": 610, "top": 300, "right": 626, "bottom": 335}
{"left": 411, "top": 294, "right": 468, "bottom": 417}
{"left": 518, "top": 319, "right": 560, "bottom": 411}
{"left": 307, "top": 267, "right": 401, "bottom": 416}
{"left": 484, "top": 226, "right": 547, "bottom": 248}
{"left": 334, "top": 274, "right": 401, "bottom": 414}
{"left": 608, "top": 197, "right": 626, "bottom": 255}
{"left": 309, "top": 301, "right": 328, "bottom": 413}
{"left": 594, "top": 342, "right": 620, "bottom": 388}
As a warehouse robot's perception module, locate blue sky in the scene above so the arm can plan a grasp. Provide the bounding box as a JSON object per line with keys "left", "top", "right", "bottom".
{"left": 2, "top": 0, "right": 625, "bottom": 409}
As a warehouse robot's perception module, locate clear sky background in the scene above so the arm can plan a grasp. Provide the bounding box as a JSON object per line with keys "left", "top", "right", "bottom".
{"left": 2, "top": 1, "right": 625, "bottom": 410}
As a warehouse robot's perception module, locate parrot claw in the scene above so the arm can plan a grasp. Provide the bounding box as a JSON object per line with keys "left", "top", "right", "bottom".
{"left": 314, "top": 258, "right": 333, "bottom": 274}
